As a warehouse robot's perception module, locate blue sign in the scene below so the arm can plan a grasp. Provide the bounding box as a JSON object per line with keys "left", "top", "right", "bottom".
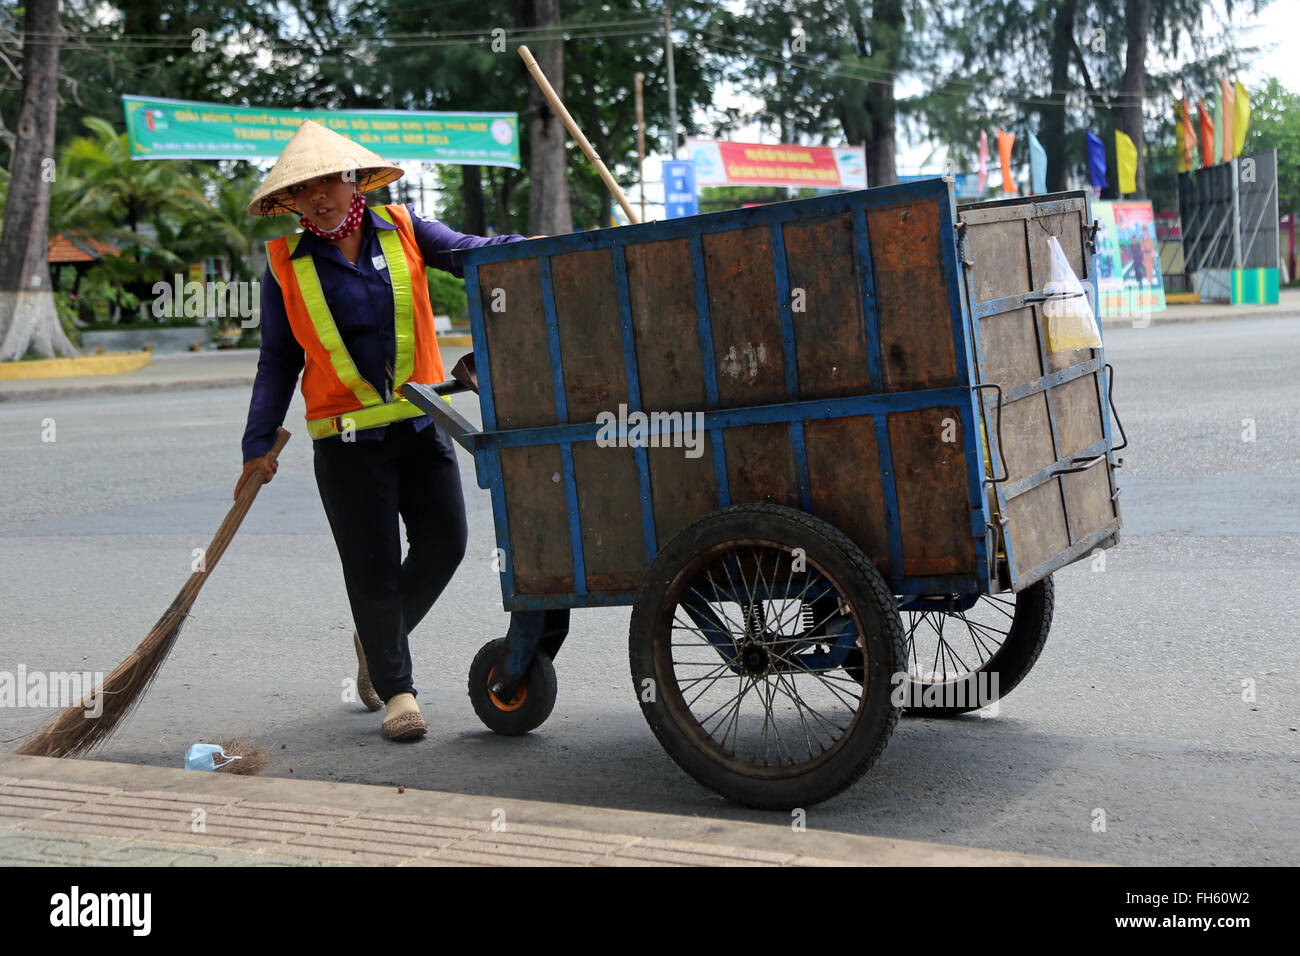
{"left": 662, "top": 160, "right": 699, "bottom": 218}
{"left": 897, "top": 173, "right": 982, "bottom": 199}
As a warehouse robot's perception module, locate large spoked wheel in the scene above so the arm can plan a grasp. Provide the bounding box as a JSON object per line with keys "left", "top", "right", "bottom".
{"left": 468, "top": 638, "right": 558, "bottom": 736}
{"left": 899, "top": 576, "right": 1054, "bottom": 717}
{"left": 630, "top": 504, "right": 904, "bottom": 810}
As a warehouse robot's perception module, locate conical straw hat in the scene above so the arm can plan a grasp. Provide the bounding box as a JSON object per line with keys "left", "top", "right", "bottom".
{"left": 247, "top": 119, "right": 404, "bottom": 216}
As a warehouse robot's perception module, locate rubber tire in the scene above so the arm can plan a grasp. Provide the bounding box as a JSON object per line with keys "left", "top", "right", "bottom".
{"left": 468, "top": 638, "right": 558, "bottom": 736}
{"left": 630, "top": 504, "right": 905, "bottom": 810}
{"left": 903, "top": 575, "right": 1054, "bottom": 717}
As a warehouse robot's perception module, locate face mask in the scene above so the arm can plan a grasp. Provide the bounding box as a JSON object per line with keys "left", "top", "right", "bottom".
{"left": 185, "top": 743, "right": 242, "bottom": 771}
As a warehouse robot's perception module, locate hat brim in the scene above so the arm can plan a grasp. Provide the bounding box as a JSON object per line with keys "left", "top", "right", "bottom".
{"left": 250, "top": 166, "right": 404, "bottom": 218}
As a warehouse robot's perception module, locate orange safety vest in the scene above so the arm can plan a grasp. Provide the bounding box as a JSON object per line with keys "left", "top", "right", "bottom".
{"left": 265, "top": 203, "right": 447, "bottom": 439}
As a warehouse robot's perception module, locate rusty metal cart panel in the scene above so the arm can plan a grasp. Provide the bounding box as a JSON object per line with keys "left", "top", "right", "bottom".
{"left": 434, "top": 177, "right": 1028, "bottom": 610}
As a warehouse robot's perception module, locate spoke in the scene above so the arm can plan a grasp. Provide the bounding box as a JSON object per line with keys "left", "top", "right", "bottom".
{"left": 763, "top": 677, "right": 796, "bottom": 767}
{"left": 676, "top": 669, "right": 743, "bottom": 687}
{"left": 938, "top": 635, "right": 972, "bottom": 677}
{"left": 774, "top": 546, "right": 800, "bottom": 635}
{"left": 980, "top": 595, "right": 1017, "bottom": 620}
{"left": 773, "top": 668, "right": 824, "bottom": 760}
{"left": 758, "top": 675, "right": 775, "bottom": 766}
{"left": 769, "top": 669, "right": 852, "bottom": 739}
{"left": 683, "top": 587, "right": 742, "bottom": 644}
{"left": 696, "top": 682, "right": 745, "bottom": 731}
{"left": 930, "top": 612, "right": 946, "bottom": 677}
{"left": 671, "top": 611, "right": 725, "bottom": 648}
{"left": 959, "top": 613, "right": 1012, "bottom": 643}
{"left": 668, "top": 661, "right": 747, "bottom": 665}
{"left": 769, "top": 667, "right": 817, "bottom": 760}
{"left": 794, "top": 595, "right": 851, "bottom": 645}
{"left": 718, "top": 553, "right": 750, "bottom": 638}
{"left": 683, "top": 661, "right": 742, "bottom": 708}
{"left": 698, "top": 572, "right": 746, "bottom": 636}
{"left": 956, "top": 613, "right": 1006, "bottom": 661}
{"left": 771, "top": 646, "right": 863, "bottom": 710}
{"left": 721, "top": 676, "right": 759, "bottom": 756}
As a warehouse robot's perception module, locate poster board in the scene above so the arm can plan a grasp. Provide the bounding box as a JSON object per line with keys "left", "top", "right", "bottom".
{"left": 1093, "top": 200, "right": 1167, "bottom": 317}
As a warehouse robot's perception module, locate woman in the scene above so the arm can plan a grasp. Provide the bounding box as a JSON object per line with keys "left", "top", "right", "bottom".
{"left": 235, "top": 119, "right": 527, "bottom": 741}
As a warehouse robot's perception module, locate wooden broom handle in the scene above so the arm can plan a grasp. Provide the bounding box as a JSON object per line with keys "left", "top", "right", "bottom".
{"left": 192, "top": 427, "right": 291, "bottom": 588}
{"left": 518, "top": 44, "right": 642, "bottom": 225}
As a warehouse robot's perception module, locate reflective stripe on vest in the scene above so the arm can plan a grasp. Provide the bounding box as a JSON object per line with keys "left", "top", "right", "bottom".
{"left": 294, "top": 206, "right": 423, "bottom": 439}
{"left": 306, "top": 399, "right": 423, "bottom": 439}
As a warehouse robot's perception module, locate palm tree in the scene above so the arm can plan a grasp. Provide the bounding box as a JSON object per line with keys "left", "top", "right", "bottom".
{"left": 193, "top": 169, "right": 295, "bottom": 283}
{"left": 59, "top": 117, "right": 210, "bottom": 236}
{"left": 55, "top": 117, "right": 212, "bottom": 321}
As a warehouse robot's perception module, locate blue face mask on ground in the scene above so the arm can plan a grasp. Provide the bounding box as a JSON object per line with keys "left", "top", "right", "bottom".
{"left": 185, "top": 743, "right": 241, "bottom": 771}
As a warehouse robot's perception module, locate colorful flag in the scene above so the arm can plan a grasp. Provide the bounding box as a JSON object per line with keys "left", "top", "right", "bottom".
{"left": 1233, "top": 80, "right": 1251, "bottom": 156}
{"left": 997, "top": 129, "right": 1017, "bottom": 194}
{"left": 978, "top": 129, "right": 989, "bottom": 194}
{"left": 1220, "top": 78, "right": 1234, "bottom": 163}
{"left": 1028, "top": 129, "right": 1047, "bottom": 194}
{"left": 1198, "top": 98, "right": 1214, "bottom": 167}
{"left": 1115, "top": 130, "right": 1137, "bottom": 194}
{"left": 1212, "top": 90, "right": 1223, "bottom": 163}
{"left": 1175, "top": 102, "right": 1186, "bottom": 174}
{"left": 1085, "top": 130, "right": 1107, "bottom": 190}
{"left": 1181, "top": 96, "right": 1196, "bottom": 172}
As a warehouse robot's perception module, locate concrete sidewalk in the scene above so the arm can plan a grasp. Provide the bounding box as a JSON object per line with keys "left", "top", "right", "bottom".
{"left": 1, "top": 296, "right": 1296, "bottom": 403}
{"left": 0, "top": 754, "right": 1085, "bottom": 867}
{"left": 1098, "top": 288, "right": 1300, "bottom": 328}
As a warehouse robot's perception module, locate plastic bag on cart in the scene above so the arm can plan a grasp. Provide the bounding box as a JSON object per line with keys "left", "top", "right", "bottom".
{"left": 1043, "top": 235, "right": 1102, "bottom": 352}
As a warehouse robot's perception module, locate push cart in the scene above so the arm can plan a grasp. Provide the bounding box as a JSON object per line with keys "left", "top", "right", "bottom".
{"left": 403, "top": 177, "right": 1125, "bottom": 809}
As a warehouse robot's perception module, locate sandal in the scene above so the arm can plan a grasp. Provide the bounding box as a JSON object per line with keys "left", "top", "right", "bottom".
{"left": 354, "top": 630, "right": 383, "bottom": 712}
{"left": 383, "top": 710, "right": 428, "bottom": 741}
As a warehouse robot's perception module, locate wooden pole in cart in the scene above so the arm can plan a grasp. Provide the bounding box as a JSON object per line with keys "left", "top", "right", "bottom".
{"left": 635, "top": 72, "right": 647, "bottom": 223}
{"left": 518, "top": 44, "right": 642, "bottom": 225}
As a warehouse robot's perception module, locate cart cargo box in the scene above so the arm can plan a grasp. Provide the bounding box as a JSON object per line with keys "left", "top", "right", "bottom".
{"left": 419, "top": 178, "right": 1122, "bottom": 607}
{"left": 403, "top": 177, "right": 1126, "bottom": 809}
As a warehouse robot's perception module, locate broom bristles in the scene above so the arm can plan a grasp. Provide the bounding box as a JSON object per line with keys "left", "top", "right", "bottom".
{"left": 16, "top": 605, "right": 192, "bottom": 757}
{"left": 13, "top": 428, "right": 290, "bottom": 760}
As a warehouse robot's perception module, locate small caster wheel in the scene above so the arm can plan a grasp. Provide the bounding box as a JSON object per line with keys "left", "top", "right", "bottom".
{"left": 468, "top": 638, "right": 558, "bottom": 735}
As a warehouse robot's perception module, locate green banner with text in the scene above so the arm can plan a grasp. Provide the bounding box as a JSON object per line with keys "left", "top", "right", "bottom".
{"left": 122, "top": 95, "right": 520, "bottom": 167}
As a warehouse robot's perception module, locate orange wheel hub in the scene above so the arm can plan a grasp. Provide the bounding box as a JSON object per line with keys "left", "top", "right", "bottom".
{"left": 487, "top": 666, "right": 527, "bottom": 711}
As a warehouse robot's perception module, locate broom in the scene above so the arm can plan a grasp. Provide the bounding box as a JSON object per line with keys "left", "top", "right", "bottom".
{"left": 17, "top": 427, "right": 291, "bottom": 758}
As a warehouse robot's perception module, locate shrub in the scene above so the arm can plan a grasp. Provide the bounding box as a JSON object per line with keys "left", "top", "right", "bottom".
{"left": 427, "top": 269, "right": 467, "bottom": 318}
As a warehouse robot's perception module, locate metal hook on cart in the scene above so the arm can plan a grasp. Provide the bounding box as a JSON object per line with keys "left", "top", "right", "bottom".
{"left": 1050, "top": 362, "right": 1130, "bottom": 475}
{"left": 977, "top": 382, "right": 1003, "bottom": 486}
{"left": 1104, "top": 362, "right": 1128, "bottom": 453}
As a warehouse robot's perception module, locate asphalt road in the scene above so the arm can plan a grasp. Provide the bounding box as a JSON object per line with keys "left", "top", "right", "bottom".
{"left": 2, "top": 316, "right": 1298, "bottom": 865}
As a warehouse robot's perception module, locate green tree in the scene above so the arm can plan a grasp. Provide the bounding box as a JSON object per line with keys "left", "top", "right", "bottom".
{"left": 55, "top": 117, "right": 212, "bottom": 319}
{"left": 722, "top": 0, "right": 920, "bottom": 187}
{"left": 0, "top": 0, "right": 71, "bottom": 359}
{"left": 921, "top": 0, "right": 1259, "bottom": 203}
{"left": 1243, "top": 77, "right": 1299, "bottom": 215}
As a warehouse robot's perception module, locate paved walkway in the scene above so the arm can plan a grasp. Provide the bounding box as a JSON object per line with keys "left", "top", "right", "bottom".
{"left": 0, "top": 754, "right": 1085, "bottom": 867}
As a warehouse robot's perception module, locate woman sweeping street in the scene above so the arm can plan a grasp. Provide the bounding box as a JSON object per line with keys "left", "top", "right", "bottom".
{"left": 234, "top": 119, "right": 528, "bottom": 741}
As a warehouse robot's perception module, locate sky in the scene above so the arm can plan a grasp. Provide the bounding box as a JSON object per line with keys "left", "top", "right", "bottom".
{"left": 1238, "top": 0, "right": 1299, "bottom": 89}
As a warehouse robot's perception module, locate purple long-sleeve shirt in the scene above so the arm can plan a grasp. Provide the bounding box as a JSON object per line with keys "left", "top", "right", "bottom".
{"left": 241, "top": 204, "right": 524, "bottom": 461}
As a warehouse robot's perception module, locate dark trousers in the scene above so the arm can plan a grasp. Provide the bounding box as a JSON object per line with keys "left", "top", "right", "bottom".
{"left": 313, "top": 420, "right": 468, "bottom": 702}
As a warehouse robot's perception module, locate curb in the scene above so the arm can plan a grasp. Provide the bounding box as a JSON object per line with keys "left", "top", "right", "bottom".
{"left": 0, "top": 351, "right": 152, "bottom": 381}
{"left": 0, "top": 376, "right": 257, "bottom": 403}
{"left": 0, "top": 754, "right": 1090, "bottom": 867}
{"left": 1100, "top": 307, "right": 1298, "bottom": 329}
